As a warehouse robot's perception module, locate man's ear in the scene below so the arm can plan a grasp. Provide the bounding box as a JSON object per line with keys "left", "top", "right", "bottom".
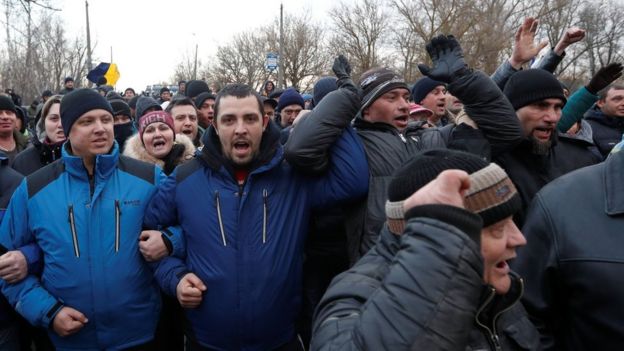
{"left": 262, "top": 115, "right": 269, "bottom": 131}
{"left": 596, "top": 99, "right": 605, "bottom": 109}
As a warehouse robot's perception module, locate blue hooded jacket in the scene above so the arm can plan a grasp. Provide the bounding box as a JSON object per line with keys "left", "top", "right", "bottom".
{"left": 145, "top": 121, "right": 368, "bottom": 350}
{"left": 0, "top": 142, "right": 163, "bottom": 350}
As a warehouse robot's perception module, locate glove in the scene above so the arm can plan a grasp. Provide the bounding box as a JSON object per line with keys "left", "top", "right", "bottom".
{"left": 332, "top": 55, "right": 360, "bottom": 97}
{"left": 418, "top": 35, "right": 470, "bottom": 83}
{"left": 586, "top": 62, "right": 623, "bottom": 94}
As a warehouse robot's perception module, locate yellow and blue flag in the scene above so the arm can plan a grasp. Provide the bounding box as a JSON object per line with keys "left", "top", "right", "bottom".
{"left": 87, "top": 62, "right": 120, "bottom": 86}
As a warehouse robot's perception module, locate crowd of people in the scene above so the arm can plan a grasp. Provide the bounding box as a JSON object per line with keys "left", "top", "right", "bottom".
{"left": 0, "top": 16, "right": 623, "bottom": 351}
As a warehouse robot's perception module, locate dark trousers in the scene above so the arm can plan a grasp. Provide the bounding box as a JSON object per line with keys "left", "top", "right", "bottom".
{"left": 186, "top": 337, "right": 304, "bottom": 351}
{"left": 297, "top": 253, "right": 349, "bottom": 348}
{"left": 153, "top": 294, "right": 185, "bottom": 351}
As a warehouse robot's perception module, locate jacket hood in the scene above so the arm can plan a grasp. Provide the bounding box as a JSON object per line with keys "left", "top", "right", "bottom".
{"left": 558, "top": 119, "right": 595, "bottom": 146}
{"left": 198, "top": 119, "right": 282, "bottom": 175}
{"left": 584, "top": 104, "right": 624, "bottom": 129}
{"left": 123, "top": 133, "right": 196, "bottom": 170}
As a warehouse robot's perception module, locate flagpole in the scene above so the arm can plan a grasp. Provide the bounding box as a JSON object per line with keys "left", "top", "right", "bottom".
{"left": 85, "top": 0, "right": 93, "bottom": 87}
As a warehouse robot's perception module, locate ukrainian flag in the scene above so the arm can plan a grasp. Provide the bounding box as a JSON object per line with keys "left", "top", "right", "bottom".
{"left": 87, "top": 62, "right": 120, "bottom": 86}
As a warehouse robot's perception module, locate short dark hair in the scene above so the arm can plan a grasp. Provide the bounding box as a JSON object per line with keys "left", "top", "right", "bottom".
{"left": 124, "top": 87, "right": 136, "bottom": 95}
{"left": 214, "top": 84, "right": 264, "bottom": 120}
{"left": 165, "top": 97, "right": 196, "bottom": 113}
{"left": 178, "top": 80, "right": 186, "bottom": 86}
{"left": 598, "top": 84, "right": 624, "bottom": 101}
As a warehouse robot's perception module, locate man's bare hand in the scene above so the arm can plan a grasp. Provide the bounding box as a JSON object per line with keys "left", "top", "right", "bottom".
{"left": 139, "top": 230, "right": 168, "bottom": 262}
{"left": 0, "top": 250, "right": 28, "bottom": 283}
{"left": 403, "top": 170, "right": 471, "bottom": 212}
{"left": 554, "top": 27, "right": 585, "bottom": 55}
{"left": 510, "top": 17, "right": 548, "bottom": 69}
{"left": 52, "top": 306, "right": 88, "bottom": 337}
{"left": 176, "top": 273, "right": 207, "bottom": 309}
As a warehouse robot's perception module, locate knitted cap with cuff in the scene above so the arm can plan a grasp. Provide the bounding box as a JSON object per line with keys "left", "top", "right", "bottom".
{"left": 503, "top": 69, "right": 567, "bottom": 110}
{"left": 60, "top": 89, "right": 113, "bottom": 136}
{"left": 138, "top": 111, "right": 175, "bottom": 143}
{"left": 385, "top": 149, "right": 521, "bottom": 234}
{"left": 358, "top": 68, "right": 409, "bottom": 114}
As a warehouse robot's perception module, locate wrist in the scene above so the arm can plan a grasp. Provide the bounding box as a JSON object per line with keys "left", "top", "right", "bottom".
{"left": 508, "top": 57, "right": 524, "bottom": 70}
{"left": 554, "top": 42, "right": 567, "bottom": 56}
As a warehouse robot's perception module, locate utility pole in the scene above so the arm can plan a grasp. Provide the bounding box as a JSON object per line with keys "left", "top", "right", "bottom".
{"left": 194, "top": 43, "right": 198, "bottom": 80}
{"left": 85, "top": 1, "right": 93, "bottom": 86}
{"left": 278, "top": 3, "right": 284, "bottom": 89}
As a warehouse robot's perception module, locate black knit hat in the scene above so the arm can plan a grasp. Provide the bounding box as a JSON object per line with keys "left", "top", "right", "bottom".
{"left": 110, "top": 99, "right": 131, "bottom": 119}
{"left": 411, "top": 77, "right": 446, "bottom": 104}
{"left": 60, "top": 88, "right": 113, "bottom": 136}
{"left": 358, "top": 67, "right": 409, "bottom": 113}
{"left": 503, "top": 69, "right": 567, "bottom": 110}
{"left": 195, "top": 92, "right": 216, "bottom": 108}
{"left": 128, "top": 95, "right": 139, "bottom": 109}
{"left": 0, "top": 95, "right": 16, "bottom": 113}
{"left": 277, "top": 88, "right": 304, "bottom": 112}
{"left": 135, "top": 96, "right": 162, "bottom": 119}
{"left": 385, "top": 149, "right": 521, "bottom": 233}
{"left": 185, "top": 80, "right": 210, "bottom": 99}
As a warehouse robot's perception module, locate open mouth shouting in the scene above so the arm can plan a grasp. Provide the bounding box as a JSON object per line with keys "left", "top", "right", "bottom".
{"left": 533, "top": 126, "right": 554, "bottom": 141}
{"left": 393, "top": 115, "right": 409, "bottom": 129}
{"left": 233, "top": 139, "right": 251, "bottom": 157}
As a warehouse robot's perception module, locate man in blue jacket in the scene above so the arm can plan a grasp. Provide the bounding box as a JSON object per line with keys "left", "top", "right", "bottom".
{"left": 0, "top": 89, "right": 163, "bottom": 350}
{"left": 144, "top": 83, "right": 368, "bottom": 350}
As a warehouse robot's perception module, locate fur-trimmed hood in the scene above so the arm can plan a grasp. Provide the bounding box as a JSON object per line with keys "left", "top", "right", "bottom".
{"left": 123, "top": 133, "right": 196, "bottom": 172}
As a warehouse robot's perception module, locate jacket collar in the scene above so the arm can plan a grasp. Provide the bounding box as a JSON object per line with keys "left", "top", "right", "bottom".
{"left": 353, "top": 116, "right": 401, "bottom": 134}
{"left": 585, "top": 104, "right": 624, "bottom": 129}
{"left": 604, "top": 151, "right": 624, "bottom": 215}
{"left": 61, "top": 140, "right": 119, "bottom": 182}
{"left": 197, "top": 120, "right": 283, "bottom": 177}
{"left": 475, "top": 271, "right": 524, "bottom": 329}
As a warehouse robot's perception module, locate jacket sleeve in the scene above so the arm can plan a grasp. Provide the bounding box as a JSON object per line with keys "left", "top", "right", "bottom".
{"left": 510, "top": 194, "right": 559, "bottom": 350}
{"left": 308, "top": 126, "right": 369, "bottom": 209}
{"left": 490, "top": 60, "right": 518, "bottom": 90}
{"left": 449, "top": 70, "right": 523, "bottom": 158}
{"left": 17, "top": 243, "right": 42, "bottom": 275}
{"left": 0, "top": 181, "right": 63, "bottom": 328}
{"left": 151, "top": 256, "right": 189, "bottom": 297}
{"left": 557, "top": 87, "right": 597, "bottom": 132}
{"left": 311, "top": 205, "right": 484, "bottom": 351}
{"left": 144, "top": 168, "right": 186, "bottom": 258}
{"left": 533, "top": 49, "right": 564, "bottom": 73}
{"left": 284, "top": 88, "right": 360, "bottom": 174}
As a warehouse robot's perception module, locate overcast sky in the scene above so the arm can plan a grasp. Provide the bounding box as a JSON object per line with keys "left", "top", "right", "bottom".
{"left": 59, "top": 0, "right": 336, "bottom": 92}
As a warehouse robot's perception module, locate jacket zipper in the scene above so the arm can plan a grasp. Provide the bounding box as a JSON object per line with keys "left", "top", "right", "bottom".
{"left": 67, "top": 205, "right": 80, "bottom": 258}
{"left": 114, "top": 200, "right": 121, "bottom": 253}
{"left": 474, "top": 287, "right": 502, "bottom": 350}
{"left": 262, "top": 189, "right": 268, "bottom": 244}
{"left": 398, "top": 133, "right": 407, "bottom": 143}
{"left": 214, "top": 191, "right": 227, "bottom": 246}
{"left": 490, "top": 278, "right": 525, "bottom": 349}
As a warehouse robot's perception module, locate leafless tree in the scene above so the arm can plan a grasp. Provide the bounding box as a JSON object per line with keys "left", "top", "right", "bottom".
{"left": 264, "top": 13, "right": 330, "bottom": 92}
{"left": 0, "top": 0, "right": 88, "bottom": 102}
{"left": 328, "top": 0, "right": 390, "bottom": 79}
{"left": 211, "top": 31, "right": 267, "bottom": 91}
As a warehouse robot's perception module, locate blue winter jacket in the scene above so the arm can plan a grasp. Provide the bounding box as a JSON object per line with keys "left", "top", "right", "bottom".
{"left": 144, "top": 121, "right": 369, "bottom": 350}
{"left": 0, "top": 142, "right": 163, "bottom": 351}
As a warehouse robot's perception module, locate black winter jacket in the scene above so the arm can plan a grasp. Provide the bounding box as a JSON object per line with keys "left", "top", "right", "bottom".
{"left": 494, "top": 134, "right": 600, "bottom": 226}
{"left": 584, "top": 105, "right": 624, "bottom": 158}
{"left": 11, "top": 138, "right": 63, "bottom": 176}
{"left": 311, "top": 205, "right": 540, "bottom": 351}
{"left": 286, "top": 71, "right": 522, "bottom": 263}
{"left": 512, "top": 151, "right": 624, "bottom": 350}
